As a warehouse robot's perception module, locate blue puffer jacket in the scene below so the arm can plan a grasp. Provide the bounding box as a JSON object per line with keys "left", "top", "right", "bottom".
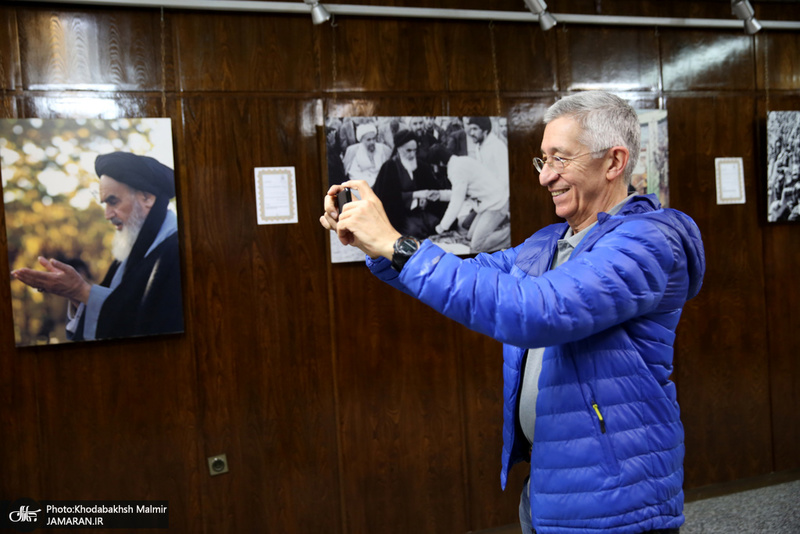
{"left": 367, "top": 195, "right": 706, "bottom": 534}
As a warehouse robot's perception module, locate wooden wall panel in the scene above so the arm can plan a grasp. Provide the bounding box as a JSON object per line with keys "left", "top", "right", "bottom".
{"left": 333, "top": 276, "right": 468, "bottom": 533}
{"left": 661, "top": 30, "right": 756, "bottom": 92}
{"left": 20, "top": 93, "right": 165, "bottom": 118}
{"left": 757, "top": 31, "right": 800, "bottom": 91}
{"left": 320, "top": 18, "right": 447, "bottom": 93}
{"left": 181, "top": 95, "right": 341, "bottom": 533}
{"left": 492, "top": 22, "right": 556, "bottom": 93}
{"left": 0, "top": 8, "right": 20, "bottom": 90}
{"left": 0, "top": 215, "right": 42, "bottom": 501}
{"left": 173, "top": 11, "right": 319, "bottom": 93}
{"left": 445, "top": 21, "right": 501, "bottom": 93}
{"left": 763, "top": 224, "right": 800, "bottom": 473}
{"left": 668, "top": 95, "right": 773, "bottom": 487}
{"left": 17, "top": 6, "right": 165, "bottom": 91}
{"left": 557, "top": 26, "right": 660, "bottom": 92}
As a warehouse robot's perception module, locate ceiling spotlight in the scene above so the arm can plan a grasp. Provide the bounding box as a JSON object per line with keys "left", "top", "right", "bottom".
{"left": 744, "top": 17, "right": 763, "bottom": 35}
{"left": 538, "top": 11, "right": 557, "bottom": 31}
{"left": 731, "top": 0, "right": 762, "bottom": 34}
{"left": 303, "top": 0, "right": 331, "bottom": 25}
{"left": 731, "top": 0, "right": 754, "bottom": 20}
{"left": 523, "top": 0, "right": 557, "bottom": 31}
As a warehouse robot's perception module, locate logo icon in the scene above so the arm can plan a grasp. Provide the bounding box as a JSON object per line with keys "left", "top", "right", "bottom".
{"left": 4, "top": 499, "right": 45, "bottom": 532}
{"left": 9, "top": 505, "right": 41, "bottom": 523}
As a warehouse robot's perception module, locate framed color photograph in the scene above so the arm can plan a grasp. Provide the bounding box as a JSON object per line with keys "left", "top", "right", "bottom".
{"left": 633, "top": 109, "right": 670, "bottom": 208}
{"left": 1, "top": 118, "right": 184, "bottom": 346}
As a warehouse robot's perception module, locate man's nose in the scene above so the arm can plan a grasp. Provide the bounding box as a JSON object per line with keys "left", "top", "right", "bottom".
{"left": 538, "top": 164, "right": 556, "bottom": 186}
{"left": 104, "top": 206, "right": 113, "bottom": 219}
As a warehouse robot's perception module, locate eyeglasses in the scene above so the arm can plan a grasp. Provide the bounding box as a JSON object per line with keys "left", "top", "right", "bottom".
{"left": 533, "top": 148, "right": 610, "bottom": 173}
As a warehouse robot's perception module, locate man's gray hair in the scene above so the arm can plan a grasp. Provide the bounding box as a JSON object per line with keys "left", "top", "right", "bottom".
{"left": 544, "top": 91, "right": 641, "bottom": 185}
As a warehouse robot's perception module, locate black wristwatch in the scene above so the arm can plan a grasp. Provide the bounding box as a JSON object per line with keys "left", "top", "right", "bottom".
{"left": 391, "top": 236, "right": 420, "bottom": 272}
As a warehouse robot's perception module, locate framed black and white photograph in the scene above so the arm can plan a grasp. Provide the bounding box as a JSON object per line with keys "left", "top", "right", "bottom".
{"left": 325, "top": 115, "right": 511, "bottom": 263}
{"left": 1, "top": 118, "right": 184, "bottom": 346}
{"left": 767, "top": 110, "right": 800, "bottom": 222}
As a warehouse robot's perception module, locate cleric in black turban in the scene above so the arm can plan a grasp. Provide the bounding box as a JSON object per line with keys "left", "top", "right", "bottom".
{"left": 372, "top": 129, "right": 449, "bottom": 238}
{"left": 12, "top": 151, "right": 184, "bottom": 343}
{"left": 73, "top": 151, "right": 185, "bottom": 341}
{"left": 94, "top": 151, "right": 176, "bottom": 199}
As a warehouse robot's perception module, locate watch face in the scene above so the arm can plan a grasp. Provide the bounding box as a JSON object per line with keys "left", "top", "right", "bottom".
{"left": 396, "top": 237, "right": 419, "bottom": 255}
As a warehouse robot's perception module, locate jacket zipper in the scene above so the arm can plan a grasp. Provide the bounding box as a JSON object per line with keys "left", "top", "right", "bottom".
{"left": 592, "top": 402, "right": 607, "bottom": 434}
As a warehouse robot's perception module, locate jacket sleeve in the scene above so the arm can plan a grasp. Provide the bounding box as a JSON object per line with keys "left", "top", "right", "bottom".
{"left": 367, "top": 239, "right": 523, "bottom": 293}
{"left": 394, "top": 219, "right": 678, "bottom": 348}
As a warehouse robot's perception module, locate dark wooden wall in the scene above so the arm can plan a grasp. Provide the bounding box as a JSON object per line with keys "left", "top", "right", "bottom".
{"left": 1, "top": 1, "right": 799, "bottom": 533}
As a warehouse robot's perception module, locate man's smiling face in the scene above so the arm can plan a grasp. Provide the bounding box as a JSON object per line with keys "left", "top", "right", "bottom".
{"left": 538, "top": 116, "right": 612, "bottom": 232}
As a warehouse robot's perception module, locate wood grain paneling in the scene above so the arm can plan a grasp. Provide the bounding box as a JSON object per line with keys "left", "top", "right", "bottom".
{"left": 455, "top": 326, "right": 524, "bottom": 530}
{"left": 756, "top": 31, "right": 800, "bottom": 92}
{"left": 0, "top": 95, "right": 17, "bottom": 118}
{"left": 668, "top": 95, "right": 773, "bottom": 487}
{"left": 332, "top": 272, "right": 468, "bottom": 534}
{"left": 17, "top": 7, "right": 165, "bottom": 91}
{"left": 320, "top": 17, "right": 447, "bottom": 93}
{"left": 445, "top": 21, "right": 501, "bottom": 93}
{"left": 661, "top": 30, "right": 756, "bottom": 92}
{"left": 763, "top": 224, "right": 800, "bottom": 473}
{"left": 326, "top": 96, "right": 445, "bottom": 120}
{"left": 492, "top": 22, "right": 557, "bottom": 94}
{"left": 0, "top": 8, "right": 20, "bottom": 91}
{"left": 34, "top": 338, "right": 201, "bottom": 527}
{"left": 0, "top": 207, "right": 42, "bottom": 502}
{"left": 557, "top": 26, "right": 660, "bottom": 92}
{"left": 181, "top": 95, "right": 340, "bottom": 533}
{"left": 21, "top": 93, "right": 166, "bottom": 118}
{"left": 174, "top": 11, "right": 319, "bottom": 93}
{"left": 2, "top": 2, "right": 800, "bottom": 533}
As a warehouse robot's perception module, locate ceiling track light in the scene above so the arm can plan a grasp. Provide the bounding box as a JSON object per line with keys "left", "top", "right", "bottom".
{"left": 523, "top": 0, "right": 557, "bottom": 31}
{"left": 731, "top": 0, "right": 762, "bottom": 34}
{"left": 303, "top": 0, "right": 331, "bottom": 25}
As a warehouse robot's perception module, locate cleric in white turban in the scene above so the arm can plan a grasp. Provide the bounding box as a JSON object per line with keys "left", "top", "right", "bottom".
{"left": 342, "top": 122, "right": 392, "bottom": 187}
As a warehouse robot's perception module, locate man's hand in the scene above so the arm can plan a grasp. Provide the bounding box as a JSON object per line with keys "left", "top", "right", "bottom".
{"left": 319, "top": 180, "right": 402, "bottom": 260}
{"left": 11, "top": 257, "right": 92, "bottom": 306}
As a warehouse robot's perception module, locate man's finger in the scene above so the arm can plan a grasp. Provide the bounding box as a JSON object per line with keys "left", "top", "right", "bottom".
{"left": 339, "top": 179, "right": 375, "bottom": 201}
{"left": 320, "top": 214, "right": 335, "bottom": 231}
{"left": 49, "top": 258, "right": 71, "bottom": 273}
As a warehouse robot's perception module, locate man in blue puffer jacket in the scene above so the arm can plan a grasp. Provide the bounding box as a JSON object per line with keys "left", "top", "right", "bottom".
{"left": 320, "top": 91, "right": 705, "bottom": 534}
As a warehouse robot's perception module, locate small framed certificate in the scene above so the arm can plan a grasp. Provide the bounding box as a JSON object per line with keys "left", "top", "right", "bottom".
{"left": 715, "top": 157, "right": 746, "bottom": 205}
{"left": 255, "top": 167, "right": 298, "bottom": 224}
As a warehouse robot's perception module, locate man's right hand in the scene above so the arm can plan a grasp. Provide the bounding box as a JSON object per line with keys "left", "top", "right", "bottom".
{"left": 11, "top": 256, "right": 92, "bottom": 306}
{"left": 320, "top": 180, "right": 402, "bottom": 261}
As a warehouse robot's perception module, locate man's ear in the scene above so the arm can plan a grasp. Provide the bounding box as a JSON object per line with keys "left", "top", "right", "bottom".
{"left": 606, "top": 146, "right": 630, "bottom": 182}
{"left": 138, "top": 191, "right": 157, "bottom": 211}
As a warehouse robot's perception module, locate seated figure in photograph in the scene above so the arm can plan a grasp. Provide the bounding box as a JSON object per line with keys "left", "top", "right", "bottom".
{"left": 372, "top": 129, "right": 450, "bottom": 238}
{"left": 321, "top": 91, "right": 705, "bottom": 534}
{"left": 12, "top": 152, "right": 184, "bottom": 341}
{"left": 430, "top": 146, "right": 510, "bottom": 253}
